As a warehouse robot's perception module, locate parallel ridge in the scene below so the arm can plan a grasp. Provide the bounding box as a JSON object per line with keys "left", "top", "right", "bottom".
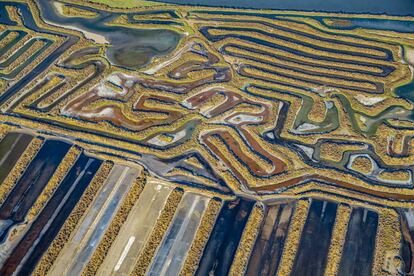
{"left": 190, "top": 10, "right": 404, "bottom": 96}
{"left": 0, "top": 29, "right": 53, "bottom": 80}
{"left": 245, "top": 199, "right": 402, "bottom": 276}
{"left": 0, "top": 2, "right": 76, "bottom": 107}
{"left": 0, "top": 129, "right": 407, "bottom": 276}
{"left": 5, "top": 3, "right": 413, "bottom": 199}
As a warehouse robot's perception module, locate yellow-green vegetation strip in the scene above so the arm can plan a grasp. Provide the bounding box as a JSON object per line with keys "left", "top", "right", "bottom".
{"left": 62, "top": 4, "right": 98, "bottom": 18}
{"left": 373, "top": 208, "right": 402, "bottom": 275}
{"left": 0, "top": 125, "right": 11, "bottom": 140}
{"left": 180, "top": 198, "right": 222, "bottom": 276}
{"left": 65, "top": 0, "right": 165, "bottom": 9}
{"left": 324, "top": 204, "right": 351, "bottom": 276}
{"left": 0, "top": 31, "right": 19, "bottom": 49}
{"left": 277, "top": 199, "right": 310, "bottom": 275}
{"left": 32, "top": 161, "right": 113, "bottom": 276}
{"left": 81, "top": 171, "right": 146, "bottom": 275}
{"left": 229, "top": 203, "right": 265, "bottom": 275}
{"left": 27, "top": 146, "right": 82, "bottom": 221}
{"left": 131, "top": 188, "right": 184, "bottom": 276}
{"left": 5, "top": 5, "right": 22, "bottom": 25}
{"left": 0, "top": 137, "right": 43, "bottom": 205}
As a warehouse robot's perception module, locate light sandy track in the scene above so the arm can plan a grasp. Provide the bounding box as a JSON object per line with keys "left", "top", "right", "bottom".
{"left": 47, "top": 165, "right": 138, "bottom": 276}
{"left": 97, "top": 182, "right": 173, "bottom": 276}
{"left": 148, "top": 192, "right": 210, "bottom": 276}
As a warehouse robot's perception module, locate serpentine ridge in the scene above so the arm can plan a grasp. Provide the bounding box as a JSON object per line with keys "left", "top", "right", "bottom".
{"left": 0, "top": 1, "right": 413, "bottom": 275}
